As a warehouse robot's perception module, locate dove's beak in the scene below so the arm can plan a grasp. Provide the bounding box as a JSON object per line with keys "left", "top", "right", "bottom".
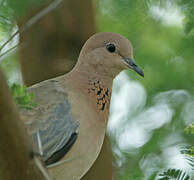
{"left": 123, "top": 57, "right": 144, "bottom": 77}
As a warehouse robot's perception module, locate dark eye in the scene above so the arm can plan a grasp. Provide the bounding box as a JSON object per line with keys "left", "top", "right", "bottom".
{"left": 106, "top": 43, "right": 116, "bottom": 53}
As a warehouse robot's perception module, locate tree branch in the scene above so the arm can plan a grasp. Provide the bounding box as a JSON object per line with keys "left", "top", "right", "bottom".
{"left": 0, "top": 68, "right": 50, "bottom": 180}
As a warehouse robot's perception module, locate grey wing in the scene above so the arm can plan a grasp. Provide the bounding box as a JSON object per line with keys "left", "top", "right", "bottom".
{"left": 32, "top": 101, "right": 79, "bottom": 165}
{"left": 20, "top": 79, "right": 79, "bottom": 165}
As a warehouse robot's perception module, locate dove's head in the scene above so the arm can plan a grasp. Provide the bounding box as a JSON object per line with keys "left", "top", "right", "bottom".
{"left": 77, "top": 32, "right": 144, "bottom": 78}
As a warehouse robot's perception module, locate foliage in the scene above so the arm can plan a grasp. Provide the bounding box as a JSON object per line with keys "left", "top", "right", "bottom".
{"left": 158, "top": 169, "right": 191, "bottom": 180}
{"left": 97, "top": 0, "right": 194, "bottom": 100}
{"left": 0, "top": 0, "right": 48, "bottom": 33}
{"left": 185, "top": 124, "right": 194, "bottom": 135}
{"left": 177, "top": 0, "right": 194, "bottom": 34}
{"left": 0, "top": 0, "right": 14, "bottom": 33}
{"left": 0, "top": 53, "right": 21, "bottom": 83}
{"left": 183, "top": 124, "right": 194, "bottom": 157}
{"left": 10, "top": 83, "right": 37, "bottom": 110}
{"left": 97, "top": 0, "right": 194, "bottom": 179}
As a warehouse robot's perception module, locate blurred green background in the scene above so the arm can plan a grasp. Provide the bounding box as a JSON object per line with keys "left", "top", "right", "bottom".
{"left": 0, "top": 0, "right": 193, "bottom": 179}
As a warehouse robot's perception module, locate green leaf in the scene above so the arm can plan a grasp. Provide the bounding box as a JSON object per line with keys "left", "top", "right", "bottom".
{"left": 158, "top": 169, "right": 191, "bottom": 180}
{"left": 10, "top": 83, "right": 37, "bottom": 110}
{"left": 185, "top": 124, "right": 194, "bottom": 135}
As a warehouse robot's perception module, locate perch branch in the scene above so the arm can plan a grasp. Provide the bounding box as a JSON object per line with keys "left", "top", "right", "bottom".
{"left": 0, "top": 68, "right": 50, "bottom": 180}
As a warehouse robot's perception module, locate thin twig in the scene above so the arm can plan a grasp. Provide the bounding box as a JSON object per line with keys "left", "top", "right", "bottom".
{"left": 0, "top": 44, "right": 18, "bottom": 61}
{"left": 19, "top": 0, "right": 64, "bottom": 33}
{"left": 0, "top": 30, "right": 19, "bottom": 52}
{"left": 0, "top": 14, "right": 11, "bottom": 22}
{"left": 34, "top": 156, "right": 51, "bottom": 180}
{"left": 0, "top": 0, "right": 64, "bottom": 55}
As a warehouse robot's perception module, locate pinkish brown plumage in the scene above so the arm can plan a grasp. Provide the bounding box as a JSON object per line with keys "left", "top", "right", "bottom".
{"left": 19, "top": 32, "right": 143, "bottom": 180}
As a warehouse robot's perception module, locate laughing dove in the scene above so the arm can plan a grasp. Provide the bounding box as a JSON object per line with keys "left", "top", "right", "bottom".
{"left": 19, "top": 32, "right": 144, "bottom": 180}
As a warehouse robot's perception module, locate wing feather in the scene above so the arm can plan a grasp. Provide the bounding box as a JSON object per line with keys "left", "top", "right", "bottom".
{"left": 20, "top": 79, "right": 79, "bottom": 164}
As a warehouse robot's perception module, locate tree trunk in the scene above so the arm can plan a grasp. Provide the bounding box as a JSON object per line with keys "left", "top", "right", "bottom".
{"left": 0, "top": 69, "right": 49, "bottom": 180}
{"left": 18, "top": 0, "right": 96, "bottom": 86}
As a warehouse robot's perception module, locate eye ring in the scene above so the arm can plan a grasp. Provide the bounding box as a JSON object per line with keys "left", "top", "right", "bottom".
{"left": 106, "top": 43, "right": 116, "bottom": 53}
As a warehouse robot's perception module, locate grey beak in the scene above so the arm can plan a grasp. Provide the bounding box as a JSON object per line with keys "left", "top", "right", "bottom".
{"left": 124, "top": 58, "right": 144, "bottom": 77}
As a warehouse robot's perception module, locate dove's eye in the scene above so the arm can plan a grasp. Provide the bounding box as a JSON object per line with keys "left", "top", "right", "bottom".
{"left": 106, "top": 43, "right": 116, "bottom": 53}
